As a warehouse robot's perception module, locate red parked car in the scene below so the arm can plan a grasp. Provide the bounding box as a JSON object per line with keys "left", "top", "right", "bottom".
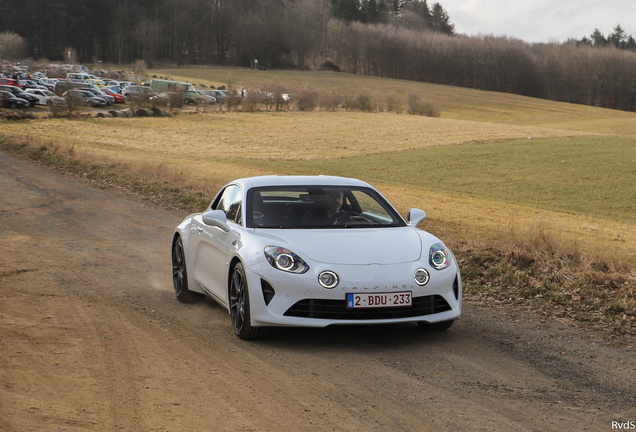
{"left": 99, "top": 87, "right": 126, "bottom": 103}
{"left": 0, "top": 78, "right": 23, "bottom": 89}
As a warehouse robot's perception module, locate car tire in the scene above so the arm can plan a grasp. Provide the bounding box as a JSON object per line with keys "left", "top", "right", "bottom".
{"left": 172, "top": 237, "right": 205, "bottom": 303}
{"left": 229, "top": 262, "right": 264, "bottom": 340}
{"left": 417, "top": 320, "right": 454, "bottom": 331}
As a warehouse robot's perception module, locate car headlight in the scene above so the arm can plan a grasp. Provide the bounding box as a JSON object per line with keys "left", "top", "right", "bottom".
{"left": 318, "top": 271, "right": 339, "bottom": 289}
{"left": 414, "top": 268, "right": 430, "bottom": 286}
{"left": 264, "top": 246, "right": 309, "bottom": 274}
{"left": 429, "top": 243, "right": 451, "bottom": 270}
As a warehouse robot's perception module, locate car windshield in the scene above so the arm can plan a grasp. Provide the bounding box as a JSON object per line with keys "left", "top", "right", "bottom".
{"left": 246, "top": 186, "right": 406, "bottom": 229}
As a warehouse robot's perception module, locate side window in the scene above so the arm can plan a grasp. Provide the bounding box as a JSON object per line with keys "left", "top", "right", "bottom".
{"left": 213, "top": 185, "right": 243, "bottom": 224}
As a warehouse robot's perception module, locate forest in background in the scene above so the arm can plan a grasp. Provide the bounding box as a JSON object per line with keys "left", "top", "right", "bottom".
{"left": 2, "top": 0, "right": 636, "bottom": 112}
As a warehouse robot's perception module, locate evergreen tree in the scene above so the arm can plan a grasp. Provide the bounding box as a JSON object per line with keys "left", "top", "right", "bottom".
{"left": 590, "top": 29, "right": 607, "bottom": 47}
{"left": 430, "top": 2, "right": 454, "bottom": 35}
{"left": 329, "top": 0, "right": 364, "bottom": 23}
{"left": 609, "top": 24, "right": 627, "bottom": 48}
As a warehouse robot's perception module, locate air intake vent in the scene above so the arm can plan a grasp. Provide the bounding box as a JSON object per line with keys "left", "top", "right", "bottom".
{"left": 284, "top": 295, "right": 451, "bottom": 320}
{"left": 261, "top": 279, "right": 275, "bottom": 305}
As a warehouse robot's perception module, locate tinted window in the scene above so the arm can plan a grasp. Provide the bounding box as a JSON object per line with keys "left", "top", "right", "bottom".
{"left": 246, "top": 186, "right": 405, "bottom": 229}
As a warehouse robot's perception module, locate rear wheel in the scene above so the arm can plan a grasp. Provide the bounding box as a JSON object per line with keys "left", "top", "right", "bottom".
{"left": 172, "top": 237, "right": 205, "bottom": 303}
{"left": 229, "top": 262, "right": 264, "bottom": 340}
{"left": 417, "top": 320, "right": 454, "bottom": 331}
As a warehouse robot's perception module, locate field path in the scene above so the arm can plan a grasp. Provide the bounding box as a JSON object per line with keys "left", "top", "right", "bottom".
{"left": 1, "top": 151, "right": 634, "bottom": 431}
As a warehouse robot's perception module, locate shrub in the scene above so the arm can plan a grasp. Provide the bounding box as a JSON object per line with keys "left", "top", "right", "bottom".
{"left": 408, "top": 91, "right": 440, "bottom": 117}
{"left": 294, "top": 83, "right": 318, "bottom": 111}
{"left": 318, "top": 90, "right": 344, "bottom": 111}
{"left": 242, "top": 91, "right": 274, "bottom": 112}
{"left": 225, "top": 92, "right": 242, "bottom": 111}
{"left": 351, "top": 88, "right": 375, "bottom": 112}
{"left": 261, "top": 81, "right": 289, "bottom": 111}
{"left": 386, "top": 92, "right": 403, "bottom": 113}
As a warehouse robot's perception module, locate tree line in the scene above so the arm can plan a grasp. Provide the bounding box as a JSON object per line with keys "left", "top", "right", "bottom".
{"left": 2, "top": 0, "right": 636, "bottom": 112}
{"left": 0, "top": 0, "right": 453, "bottom": 67}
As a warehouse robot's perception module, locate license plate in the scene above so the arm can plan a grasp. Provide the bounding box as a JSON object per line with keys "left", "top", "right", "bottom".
{"left": 346, "top": 292, "right": 412, "bottom": 309}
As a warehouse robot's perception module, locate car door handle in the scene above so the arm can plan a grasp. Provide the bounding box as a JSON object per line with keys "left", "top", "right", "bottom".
{"left": 197, "top": 227, "right": 204, "bottom": 234}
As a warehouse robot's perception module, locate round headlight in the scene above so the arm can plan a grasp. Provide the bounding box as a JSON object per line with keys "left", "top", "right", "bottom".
{"left": 275, "top": 253, "right": 294, "bottom": 271}
{"left": 414, "top": 268, "right": 430, "bottom": 286}
{"left": 431, "top": 250, "right": 446, "bottom": 266}
{"left": 429, "top": 243, "right": 451, "bottom": 270}
{"left": 318, "top": 271, "right": 339, "bottom": 289}
{"left": 264, "top": 246, "right": 309, "bottom": 274}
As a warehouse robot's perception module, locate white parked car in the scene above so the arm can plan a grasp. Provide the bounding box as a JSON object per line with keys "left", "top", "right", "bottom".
{"left": 24, "top": 88, "right": 65, "bottom": 106}
{"left": 172, "top": 175, "right": 462, "bottom": 340}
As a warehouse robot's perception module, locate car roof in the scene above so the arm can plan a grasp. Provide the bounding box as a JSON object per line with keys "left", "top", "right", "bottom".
{"left": 236, "top": 175, "right": 372, "bottom": 189}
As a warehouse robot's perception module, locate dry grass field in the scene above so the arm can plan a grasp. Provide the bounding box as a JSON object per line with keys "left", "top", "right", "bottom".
{"left": 2, "top": 66, "right": 635, "bottom": 334}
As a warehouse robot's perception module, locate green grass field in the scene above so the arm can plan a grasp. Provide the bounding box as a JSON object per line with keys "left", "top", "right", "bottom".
{"left": 235, "top": 136, "right": 636, "bottom": 224}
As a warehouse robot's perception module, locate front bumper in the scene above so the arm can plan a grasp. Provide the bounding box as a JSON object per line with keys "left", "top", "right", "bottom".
{"left": 246, "top": 260, "right": 462, "bottom": 328}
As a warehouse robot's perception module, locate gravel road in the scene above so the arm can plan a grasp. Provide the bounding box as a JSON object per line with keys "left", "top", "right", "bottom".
{"left": 1, "top": 151, "right": 634, "bottom": 431}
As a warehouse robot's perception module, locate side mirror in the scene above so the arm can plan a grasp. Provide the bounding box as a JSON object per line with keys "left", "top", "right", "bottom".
{"left": 407, "top": 208, "right": 426, "bottom": 227}
{"left": 202, "top": 210, "right": 230, "bottom": 233}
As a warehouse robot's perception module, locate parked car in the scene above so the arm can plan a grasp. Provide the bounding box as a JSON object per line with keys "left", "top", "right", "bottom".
{"left": 24, "top": 89, "right": 65, "bottom": 106}
{"left": 0, "top": 78, "right": 23, "bottom": 89}
{"left": 197, "top": 90, "right": 218, "bottom": 104}
{"left": 0, "top": 85, "right": 38, "bottom": 107}
{"left": 171, "top": 175, "right": 462, "bottom": 340}
{"left": 54, "top": 80, "right": 89, "bottom": 96}
{"left": 85, "top": 78, "right": 107, "bottom": 87}
{"left": 99, "top": 87, "right": 126, "bottom": 103}
{"left": 118, "top": 81, "right": 136, "bottom": 90}
{"left": 36, "top": 78, "right": 57, "bottom": 91}
{"left": 63, "top": 89, "right": 107, "bottom": 107}
{"left": 123, "top": 85, "right": 156, "bottom": 101}
{"left": 18, "top": 80, "right": 47, "bottom": 90}
{"left": 0, "top": 90, "right": 30, "bottom": 108}
{"left": 81, "top": 87, "right": 115, "bottom": 105}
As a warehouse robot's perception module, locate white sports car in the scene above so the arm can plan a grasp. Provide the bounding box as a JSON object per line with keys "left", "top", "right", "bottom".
{"left": 172, "top": 175, "right": 462, "bottom": 339}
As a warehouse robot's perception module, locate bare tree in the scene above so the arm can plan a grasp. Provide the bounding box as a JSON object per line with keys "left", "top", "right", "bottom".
{"left": 134, "top": 18, "right": 162, "bottom": 67}
{"left": 0, "top": 32, "right": 28, "bottom": 61}
{"left": 286, "top": 0, "right": 324, "bottom": 68}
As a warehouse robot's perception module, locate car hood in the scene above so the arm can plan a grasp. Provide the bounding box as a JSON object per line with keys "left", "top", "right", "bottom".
{"left": 254, "top": 228, "right": 426, "bottom": 265}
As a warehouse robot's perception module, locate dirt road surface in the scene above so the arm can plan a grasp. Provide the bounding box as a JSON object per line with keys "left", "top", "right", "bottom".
{"left": 1, "top": 151, "right": 635, "bottom": 432}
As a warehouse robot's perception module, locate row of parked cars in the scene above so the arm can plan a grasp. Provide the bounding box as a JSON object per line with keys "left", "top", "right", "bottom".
{"left": 2, "top": 65, "right": 251, "bottom": 110}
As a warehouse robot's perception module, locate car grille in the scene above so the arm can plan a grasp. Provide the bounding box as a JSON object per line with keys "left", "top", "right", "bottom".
{"left": 283, "top": 295, "right": 451, "bottom": 320}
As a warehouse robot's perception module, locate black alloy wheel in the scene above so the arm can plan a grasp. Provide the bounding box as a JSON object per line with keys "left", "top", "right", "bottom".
{"left": 172, "top": 237, "right": 204, "bottom": 303}
{"left": 229, "top": 263, "right": 264, "bottom": 340}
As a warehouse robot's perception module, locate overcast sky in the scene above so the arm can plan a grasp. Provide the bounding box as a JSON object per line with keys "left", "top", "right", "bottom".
{"left": 440, "top": 0, "right": 636, "bottom": 43}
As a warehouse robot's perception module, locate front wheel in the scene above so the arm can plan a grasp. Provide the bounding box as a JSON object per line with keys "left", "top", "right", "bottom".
{"left": 417, "top": 320, "right": 454, "bottom": 331}
{"left": 229, "top": 263, "right": 264, "bottom": 340}
{"left": 172, "top": 237, "right": 205, "bottom": 303}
